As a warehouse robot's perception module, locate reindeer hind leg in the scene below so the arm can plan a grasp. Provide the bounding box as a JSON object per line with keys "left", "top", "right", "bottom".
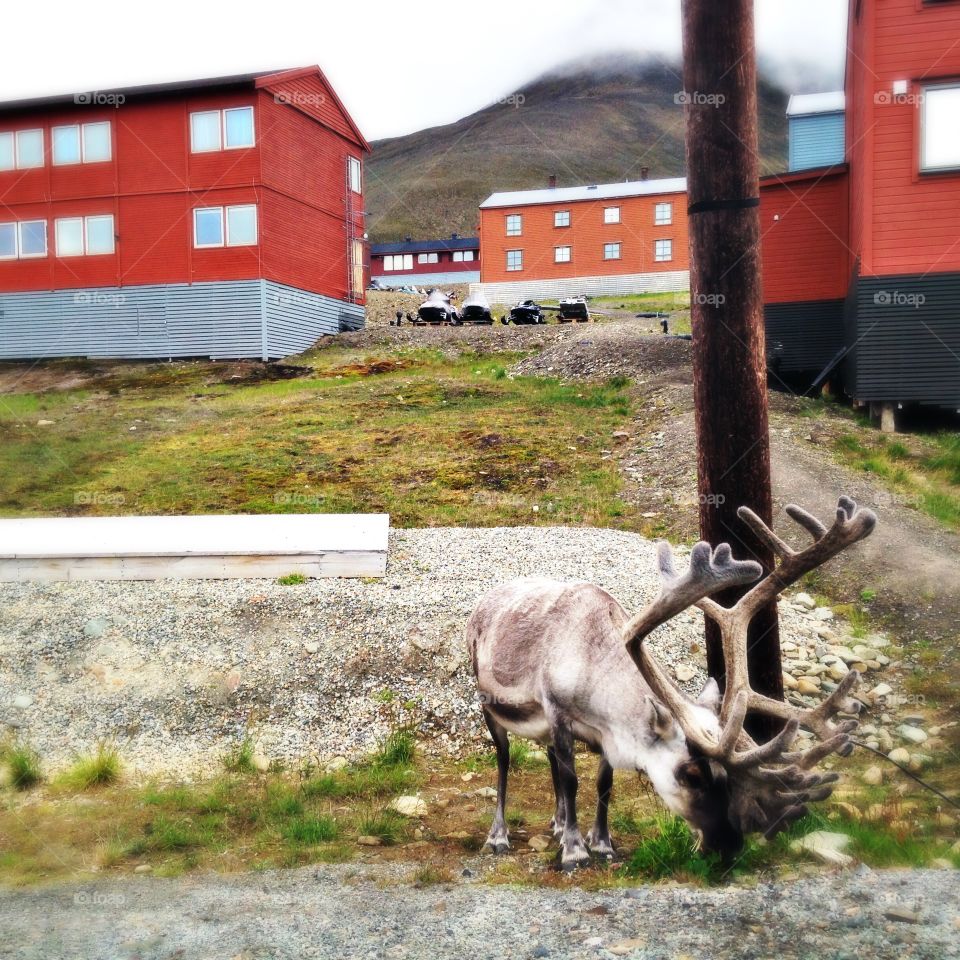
{"left": 551, "top": 723, "right": 590, "bottom": 871}
{"left": 481, "top": 708, "right": 511, "bottom": 854}
{"left": 547, "top": 746, "right": 565, "bottom": 839}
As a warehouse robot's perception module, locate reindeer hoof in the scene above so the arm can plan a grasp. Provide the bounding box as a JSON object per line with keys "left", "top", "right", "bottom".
{"left": 560, "top": 839, "right": 591, "bottom": 871}
{"left": 586, "top": 830, "right": 615, "bottom": 859}
{"left": 482, "top": 838, "right": 511, "bottom": 855}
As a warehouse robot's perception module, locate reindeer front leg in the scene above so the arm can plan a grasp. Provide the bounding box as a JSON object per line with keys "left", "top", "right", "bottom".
{"left": 586, "top": 757, "right": 615, "bottom": 858}
{"left": 550, "top": 722, "right": 590, "bottom": 870}
{"left": 481, "top": 708, "right": 511, "bottom": 854}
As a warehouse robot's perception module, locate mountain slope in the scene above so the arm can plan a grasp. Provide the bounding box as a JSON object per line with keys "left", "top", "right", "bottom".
{"left": 366, "top": 56, "right": 789, "bottom": 242}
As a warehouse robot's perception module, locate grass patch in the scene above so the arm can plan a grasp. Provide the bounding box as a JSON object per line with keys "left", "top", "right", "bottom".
{"left": 277, "top": 573, "right": 307, "bottom": 586}
{"left": 58, "top": 743, "right": 121, "bottom": 790}
{"left": 222, "top": 737, "right": 257, "bottom": 774}
{"left": 373, "top": 729, "right": 416, "bottom": 768}
{"left": 281, "top": 815, "right": 339, "bottom": 846}
{"left": 4, "top": 743, "right": 43, "bottom": 790}
{"left": 356, "top": 808, "right": 406, "bottom": 845}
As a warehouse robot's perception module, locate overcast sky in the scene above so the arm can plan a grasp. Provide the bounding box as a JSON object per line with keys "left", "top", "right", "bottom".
{"left": 2, "top": 0, "right": 848, "bottom": 141}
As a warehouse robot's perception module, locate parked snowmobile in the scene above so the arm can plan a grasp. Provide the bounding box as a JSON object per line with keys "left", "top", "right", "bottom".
{"left": 458, "top": 292, "right": 494, "bottom": 325}
{"left": 557, "top": 296, "right": 591, "bottom": 323}
{"left": 503, "top": 300, "right": 551, "bottom": 325}
{"left": 416, "top": 289, "right": 459, "bottom": 325}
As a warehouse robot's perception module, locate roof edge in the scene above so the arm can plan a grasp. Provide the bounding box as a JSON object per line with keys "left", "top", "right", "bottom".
{"left": 760, "top": 162, "right": 849, "bottom": 187}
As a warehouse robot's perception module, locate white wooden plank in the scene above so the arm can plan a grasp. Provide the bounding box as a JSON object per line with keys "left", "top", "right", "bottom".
{"left": 0, "top": 514, "right": 389, "bottom": 582}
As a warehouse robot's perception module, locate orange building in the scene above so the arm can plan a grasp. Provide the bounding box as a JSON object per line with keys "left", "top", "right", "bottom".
{"left": 476, "top": 176, "right": 689, "bottom": 300}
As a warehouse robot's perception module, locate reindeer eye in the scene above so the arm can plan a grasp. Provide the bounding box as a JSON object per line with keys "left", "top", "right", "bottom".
{"left": 677, "top": 762, "right": 704, "bottom": 789}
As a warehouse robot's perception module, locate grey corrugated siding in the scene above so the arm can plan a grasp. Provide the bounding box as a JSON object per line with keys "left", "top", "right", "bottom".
{"left": 0, "top": 281, "right": 366, "bottom": 361}
{"left": 788, "top": 114, "right": 845, "bottom": 172}
{"left": 847, "top": 272, "right": 960, "bottom": 409}
{"left": 764, "top": 299, "right": 845, "bottom": 373}
{"left": 263, "top": 281, "right": 364, "bottom": 358}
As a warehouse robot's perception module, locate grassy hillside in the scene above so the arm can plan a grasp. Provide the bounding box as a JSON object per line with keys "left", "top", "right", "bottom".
{"left": 366, "top": 55, "right": 789, "bottom": 241}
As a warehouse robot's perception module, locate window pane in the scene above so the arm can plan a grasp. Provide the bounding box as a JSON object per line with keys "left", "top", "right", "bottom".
{"left": 55, "top": 218, "right": 84, "bottom": 257}
{"left": 506, "top": 215, "right": 521, "bottom": 236}
{"left": 604, "top": 206, "right": 620, "bottom": 223}
{"left": 463, "top": 250, "right": 474, "bottom": 261}
{"left": 19, "top": 220, "right": 47, "bottom": 257}
{"left": 16, "top": 129, "right": 44, "bottom": 168}
{"left": 52, "top": 126, "right": 81, "bottom": 165}
{"left": 349, "top": 156, "right": 361, "bottom": 193}
{"left": 194, "top": 207, "right": 223, "bottom": 246}
{"left": 226, "top": 205, "right": 257, "bottom": 246}
{"left": 191, "top": 112, "right": 222, "bottom": 152}
{"left": 923, "top": 86, "right": 960, "bottom": 170}
{"left": 85, "top": 215, "right": 115, "bottom": 255}
{"left": 0, "top": 133, "right": 14, "bottom": 171}
{"left": 82, "top": 122, "right": 112, "bottom": 162}
{"left": 418, "top": 253, "right": 428, "bottom": 264}
{"left": 224, "top": 107, "right": 255, "bottom": 148}
{"left": 0, "top": 223, "right": 15, "bottom": 258}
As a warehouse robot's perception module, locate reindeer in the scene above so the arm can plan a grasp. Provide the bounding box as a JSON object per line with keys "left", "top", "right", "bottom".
{"left": 467, "top": 496, "right": 876, "bottom": 869}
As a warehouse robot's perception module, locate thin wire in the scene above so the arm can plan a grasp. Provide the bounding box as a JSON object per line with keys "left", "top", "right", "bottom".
{"left": 851, "top": 738, "right": 960, "bottom": 810}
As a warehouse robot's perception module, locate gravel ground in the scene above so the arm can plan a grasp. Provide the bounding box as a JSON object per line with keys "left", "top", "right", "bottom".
{"left": 2, "top": 862, "right": 958, "bottom": 960}
{"left": 0, "top": 527, "right": 865, "bottom": 777}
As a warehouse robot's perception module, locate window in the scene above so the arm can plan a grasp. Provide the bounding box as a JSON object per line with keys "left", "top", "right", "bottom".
{"left": 505, "top": 214, "right": 522, "bottom": 236}
{"left": 554, "top": 210, "right": 570, "bottom": 227}
{"left": 190, "top": 107, "right": 255, "bottom": 153}
{"left": 555, "top": 245, "right": 571, "bottom": 263}
{"left": 15, "top": 130, "right": 44, "bottom": 169}
{"left": 351, "top": 238, "right": 364, "bottom": 296}
{"left": 1, "top": 219, "right": 48, "bottom": 259}
{"left": 921, "top": 83, "right": 960, "bottom": 171}
{"left": 226, "top": 204, "right": 257, "bottom": 246}
{"left": 52, "top": 126, "right": 81, "bottom": 165}
{"left": 86, "top": 216, "right": 115, "bottom": 254}
{"left": 224, "top": 107, "right": 255, "bottom": 149}
{"left": 52, "top": 122, "right": 112, "bottom": 165}
{"left": 82, "top": 122, "right": 112, "bottom": 162}
{"left": 604, "top": 206, "right": 621, "bottom": 224}
{"left": 190, "top": 111, "right": 222, "bottom": 153}
{"left": 1, "top": 130, "right": 44, "bottom": 170}
{"left": 453, "top": 250, "right": 474, "bottom": 262}
{"left": 655, "top": 239, "right": 673, "bottom": 262}
{"left": 418, "top": 252, "right": 439, "bottom": 264}
{"left": 193, "top": 205, "right": 258, "bottom": 248}
{"left": 55, "top": 218, "right": 84, "bottom": 256}
{"left": 384, "top": 254, "right": 413, "bottom": 271}
{"left": 654, "top": 202, "right": 673, "bottom": 225}
{"left": 604, "top": 242, "right": 621, "bottom": 260}
{"left": 0, "top": 133, "right": 13, "bottom": 171}
{"left": 506, "top": 249, "right": 523, "bottom": 271}
{"left": 348, "top": 156, "right": 362, "bottom": 193}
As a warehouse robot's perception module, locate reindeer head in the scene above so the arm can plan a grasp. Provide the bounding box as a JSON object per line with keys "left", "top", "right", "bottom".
{"left": 624, "top": 496, "right": 877, "bottom": 860}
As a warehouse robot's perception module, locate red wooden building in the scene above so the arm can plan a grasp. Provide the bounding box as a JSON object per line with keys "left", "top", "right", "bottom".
{"left": 760, "top": 0, "right": 960, "bottom": 415}
{"left": 0, "top": 66, "right": 369, "bottom": 360}
{"left": 370, "top": 235, "right": 480, "bottom": 287}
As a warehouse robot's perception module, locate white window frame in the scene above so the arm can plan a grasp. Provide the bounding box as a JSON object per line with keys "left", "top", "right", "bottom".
{"left": 0, "top": 222, "right": 17, "bottom": 260}
{"left": 55, "top": 217, "right": 85, "bottom": 257}
{"left": 604, "top": 205, "right": 621, "bottom": 224}
{"left": 604, "top": 242, "right": 622, "bottom": 260}
{"left": 654, "top": 202, "right": 673, "bottom": 225}
{"left": 17, "top": 219, "right": 48, "bottom": 258}
{"left": 15, "top": 129, "right": 44, "bottom": 169}
{"left": 505, "top": 214, "right": 522, "bottom": 237}
{"left": 453, "top": 250, "right": 475, "bottom": 262}
{"left": 190, "top": 107, "right": 255, "bottom": 154}
{"left": 223, "top": 107, "right": 255, "bottom": 150}
{"left": 506, "top": 249, "right": 523, "bottom": 272}
{"left": 193, "top": 207, "right": 225, "bottom": 248}
{"left": 84, "top": 214, "right": 116, "bottom": 255}
{"left": 52, "top": 125, "right": 82, "bottom": 166}
{"left": 554, "top": 245, "right": 571, "bottom": 263}
{"left": 348, "top": 155, "right": 362, "bottom": 193}
{"left": 225, "top": 204, "right": 258, "bottom": 247}
{"left": 554, "top": 210, "right": 570, "bottom": 228}
{"left": 384, "top": 254, "right": 413, "bottom": 271}
{"left": 0, "top": 132, "right": 14, "bottom": 172}
{"left": 654, "top": 239, "right": 673, "bottom": 262}
{"left": 920, "top": 82, "right": 960, "bottom": 172}
{"left": 81, "top": 121, "right": 112, "bottom": 163}
{"left": 418, "top": 252, "right": 439, "bottom": 264}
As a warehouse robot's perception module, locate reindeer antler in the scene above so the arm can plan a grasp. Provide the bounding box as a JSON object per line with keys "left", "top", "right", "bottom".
{"left": 625, "top": 496, "right": 878, "bottom": 838}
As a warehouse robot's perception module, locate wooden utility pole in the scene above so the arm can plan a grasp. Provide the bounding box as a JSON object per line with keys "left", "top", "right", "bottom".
{"left": 680, "top": 0, "right": 784, "bottom": 731}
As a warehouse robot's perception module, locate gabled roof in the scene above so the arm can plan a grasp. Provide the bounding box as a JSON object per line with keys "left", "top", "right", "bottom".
{"left": 0, "top": 65, "right": 369, "bottom": 150}
{"left": 480, "top": 177, "right": 687, "bottom": 210}
{"left": 786, "top": 91, "right": 846, "bottom": 117}
{"left": 371, "top": 237, "right": 480, "bottom": 255}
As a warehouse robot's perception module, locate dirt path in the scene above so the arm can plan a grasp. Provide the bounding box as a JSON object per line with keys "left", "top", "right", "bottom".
{"left": 1, "top": 865, "right": 957, "bottom": 960}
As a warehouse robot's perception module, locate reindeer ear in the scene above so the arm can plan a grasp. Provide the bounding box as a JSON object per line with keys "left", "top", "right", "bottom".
{"left": 645, "top": 696, "right": 676, "bottom": 740}
{"left": 695, "top": 677, "right": 721, "bottom": 714}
